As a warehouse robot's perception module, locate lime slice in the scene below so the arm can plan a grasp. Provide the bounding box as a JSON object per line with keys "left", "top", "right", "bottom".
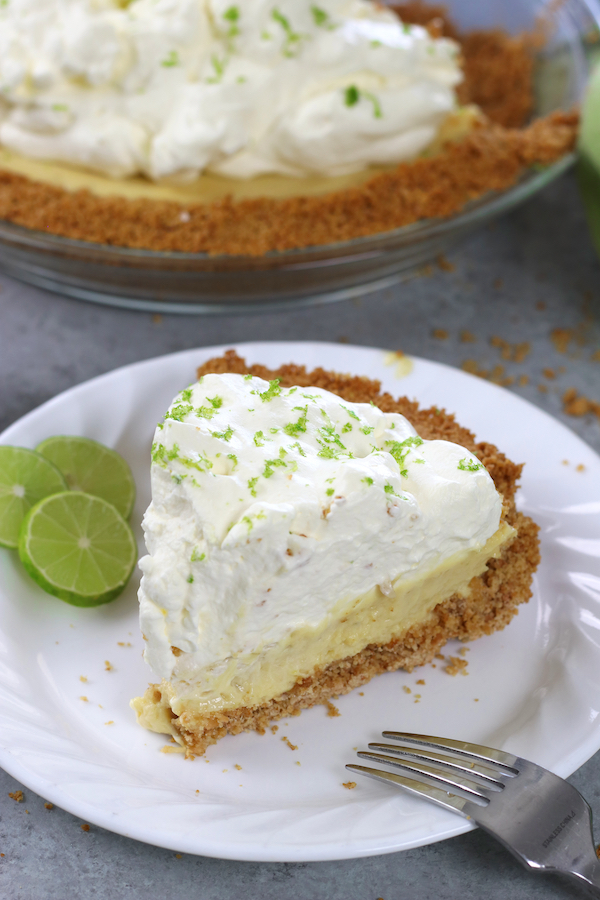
{"left": 18, "top": 491, "right": 138, "bottom": 607}
{"left": 578, "top": 61, "right": 600, "bottom": 257}
{"left": 0, "top": 446, "right": 67, "bottom": 549}
{"left": 36, "top": 436, "right": 136, "bottom": 519}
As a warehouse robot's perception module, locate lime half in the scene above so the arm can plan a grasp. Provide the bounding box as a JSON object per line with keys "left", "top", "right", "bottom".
{"left": 19, "top": 491, "right": 138, "bottom": 607}
{"left": 0, "top": 446, "right": 67, "bottom": 548}
{"left": 36, "top": 436, "right": 136, "bottom": 519}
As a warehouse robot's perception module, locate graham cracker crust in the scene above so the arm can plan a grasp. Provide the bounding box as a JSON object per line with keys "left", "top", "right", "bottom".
{"left": 0, "top": 6, "right": 577, "bottom": 255}
{"left": 137, "top": 352, "right": 540, "bottom": 757}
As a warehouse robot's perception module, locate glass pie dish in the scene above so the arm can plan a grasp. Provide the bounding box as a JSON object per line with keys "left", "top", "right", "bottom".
{"left": 0, "top": 0, "right": 597, "bottom": 315}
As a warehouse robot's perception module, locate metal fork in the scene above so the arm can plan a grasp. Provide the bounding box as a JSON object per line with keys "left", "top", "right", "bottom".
{"left": 347, "top": 732, "right": 600, "bottom": 896}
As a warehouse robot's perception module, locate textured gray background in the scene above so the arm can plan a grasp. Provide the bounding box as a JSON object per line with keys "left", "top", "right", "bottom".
{"left": 1, "top": 171, "right": 599, "bottom": 900}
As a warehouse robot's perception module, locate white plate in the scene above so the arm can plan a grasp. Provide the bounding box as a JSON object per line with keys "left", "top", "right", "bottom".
{"left": 1, "top": 341, "right": 600, "bottom": 863}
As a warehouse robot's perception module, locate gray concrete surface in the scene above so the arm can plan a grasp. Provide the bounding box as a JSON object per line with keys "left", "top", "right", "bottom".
{"left": 0, "top": 170, "right": 599, "bottom": 900}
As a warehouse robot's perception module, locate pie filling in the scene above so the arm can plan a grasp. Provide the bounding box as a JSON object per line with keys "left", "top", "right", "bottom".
{"left": 132, "top": 519, "right": 514, "bottom": 737}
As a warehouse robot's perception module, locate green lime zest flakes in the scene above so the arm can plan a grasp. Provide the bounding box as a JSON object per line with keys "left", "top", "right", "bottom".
{"left": 172, "top": 473, "right": 185, "bottom": 485}
{"left": 227, "top": 453, "right": 238, "bottom": 470}
{"left": 362, "top": 476, "right": 374, "bottom": 486}
{"left": 290, "top": 441, "right": 306, "bottom": 457}
{"left": 248, "top": 476, "right": 259, "bottom": 497}
{"left": 242, "top": 515, "right": 254, "bottom": 532}
{"left": 326, "top": 488, "right": 334, "bottom": 496}
{"left": 283, "top": 406, "right": 308, "bottom": 436}
{"left": 302, "top": 393, "right": 318, "bottom": 401}
{"left": 414, "top": 458, "right": 425, "bottom": 464}
{"left": 269, "top": 427, "right": 279, "bottom": 434}
{"left": 384, "top": 483, "right": 399, "bottom": 497}
{"left": 341, "top": 405, "right": 360, "bottom": 421}
{"left": 207, "top": 54, "right": 228, "bottom": 83}
{"left": 191, "top": 547, "right": 205, "bottom": 562}
{"left": 384, "top": 436, "right": 424, "bottom": 477}
{"left": 458, "top": 457, "right": 484, "bottom": 472}
{"left": 263, "top": 458, "right": 287, "bottom": 478}
{"left": 402, "top": 22, "right": 411, "bottom": 34}
{"left": 361, "top": 426, "right": 375, "bottom": 435}
{"left": 211, "top": 425, "right": 234, "bottom": 441}
{"left": 179, "top": 452, "right": 213, "bottom": 474}
{"left": 180, "top": 386, "right": 194, "bottom": 403}
{"left": 52, "top": 103, "right": 69, "bottom": 112}
{"left": 161, "top": 50, "right": 179, "bottom": 67}
{"left": 151, "top": 442, "right": 180, "bottom": 467}
{"left": 261, "top": 29, "right": 272, "bottom": 39}
{"left": 187, "top": 574, "right": 194, "bottom": 583}
{"left": 316, "top": 424, "right": 347, "bottom": 458}
{"left": 287, "top": 387, "right": 297, "bottom": 395}
{"left": 289, "top": 459, "right": 298, "bottom": 472}
{"left": 345, "top": 85, "right": 359, "bottom": 107}
{"left": 209, "top": 396, "right": 223, "bottom": 408}
{"left": 311, "top": 4, "right": 335, "bottom": 28}
{"left": 271, "top": 8, "right": 305, "bottom": 56}
{"left": 223, "top": 4, "right": 240, "bottom": 41}
{"left": 244, "top": 373, "right": 253, "bottom": 381}
{"left": 259, "top": 378, "right": 282, "bottom": 402}
{"left": 165, "top": 402, "right": 193, "bottom": 422}
{"left": 278, "top": 446, "right": 287, "bottom": 458}
{"left": 342, "top": 422, "right": 352, "bottom": 433}
{"left": 254, "top": 430, "right": 268, "bottom": 447}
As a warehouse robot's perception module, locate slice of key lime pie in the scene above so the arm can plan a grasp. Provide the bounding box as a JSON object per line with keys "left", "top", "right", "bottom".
{"left": 131, "top": 353, "right": 539, "bottom": 755}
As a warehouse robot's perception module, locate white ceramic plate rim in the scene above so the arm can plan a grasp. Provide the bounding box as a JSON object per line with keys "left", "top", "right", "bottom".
{"left": 1, "top": 341, "right": 599, "bottom": 862}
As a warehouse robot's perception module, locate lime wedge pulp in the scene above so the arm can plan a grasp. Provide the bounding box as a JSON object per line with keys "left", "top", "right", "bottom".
{"left": 18, "top": 491, "right": 138, "bottom": 607}
{"left": 36, "top": 436, "right": 136, "bottom": 519}
{"left": 0, "top": 446, "right": 67, "bottom": 548}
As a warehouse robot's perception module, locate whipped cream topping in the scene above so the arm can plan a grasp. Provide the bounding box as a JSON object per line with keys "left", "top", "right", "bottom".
{"left": 0, "top": 0, "right": 462, "bottom": 180}
{"left": 138, "top": 372, "right": 502, "bottom": 685}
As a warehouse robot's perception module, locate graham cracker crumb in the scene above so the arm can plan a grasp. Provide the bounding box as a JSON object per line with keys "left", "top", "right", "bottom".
{"left": 282, "top": 736, "right": 298, "bottom": 751}
{"left": 518, "top": 374, "right": 529, "bottom": 386}
{"left": 536, "top": 301, "right": 546, "bottom": 311}
{"left": 342, "top": 781, "right": 357, "bottom": 790}
{"left": 270, "top": 725, "right": 279, "bottom": 734}
{"left": 576, "top": 464, "right": 586, "bottom": 472}
{"left": 79, "top": 696, "right": 88, "bottom": 702}
{"left": 458, "top": 647, "right": 470, "bottom": 656}
{"left": 562, "top": 389, "right": 600, "bottom": 419}
{"left": 416, "top": 679, "right": 425, "bottom": 685}
{"left": 234, "top": 764, "right": 242, "bottom": 771}
{"left": 493, "top": 278, "right": 503, "bottom": 290}
{"left": 81, "top": 824, "right": 90, "bottom": 832}
{"left": 563, "top": 459, "right": 569, "bottom": 466}
{"left": 446, "top": 656, "right": 469, "bottom": 676}
{"left": 117, "top": 642, "right": 132, "bottom": 647}
{"left": 104, "top": 660, "right": 114, "bottom": 671}
{"left": 460, "top": 331, "right": 476, "bottom": 343}
{"left": 8, "top": 791, "right": 23, "bottom": 802}
{"left": 295, "top": 761, "right": 301, "bottom": 766}
{"left": 175, "top": 854, "right": 182, "bottom": 859}
{"left": 325, "top": 701, "right": 340, "bottom": 718}
{"left": 437, "top": 255, "right": 455, "bottom": 272}
{"left": 104, "top": 720, "right": 114, "bottom": 726}
{"left": 433, "top": 329, "right": 449, "bottom": 340}
{"left": 45, "top": 803, "right": 53, "bottom": 810}
{"left": 79, "top": 676, "right": 87, "bottom": 683}
{"left": 551, "top": 328, "right": 574, "bottom": 354}
{"left": 359, "top": 691, "right": 364, "bottom": 696}
{"left": 537, "top": 384, "right": 548, "bottom": 394}
{"left": 403, "top": 686, "right": 412, "bottom": 694}
{"left": 543, "top": 368, "right": 556, "bottom": 380}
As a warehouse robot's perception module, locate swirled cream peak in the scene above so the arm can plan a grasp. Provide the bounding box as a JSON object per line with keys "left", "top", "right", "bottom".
{"left": 138, "top": 372, "right": 502, "bottom": 683}
{"left": 0, "top": 0, "right": 462, "bottom": 180}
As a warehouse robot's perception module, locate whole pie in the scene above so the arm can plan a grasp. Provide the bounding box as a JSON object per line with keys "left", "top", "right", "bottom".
{"left": 0, "top": 0, "right": 578, "bottom": 255}
{"left": 131, "top": 351, "right": 540, "bottom": 756}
